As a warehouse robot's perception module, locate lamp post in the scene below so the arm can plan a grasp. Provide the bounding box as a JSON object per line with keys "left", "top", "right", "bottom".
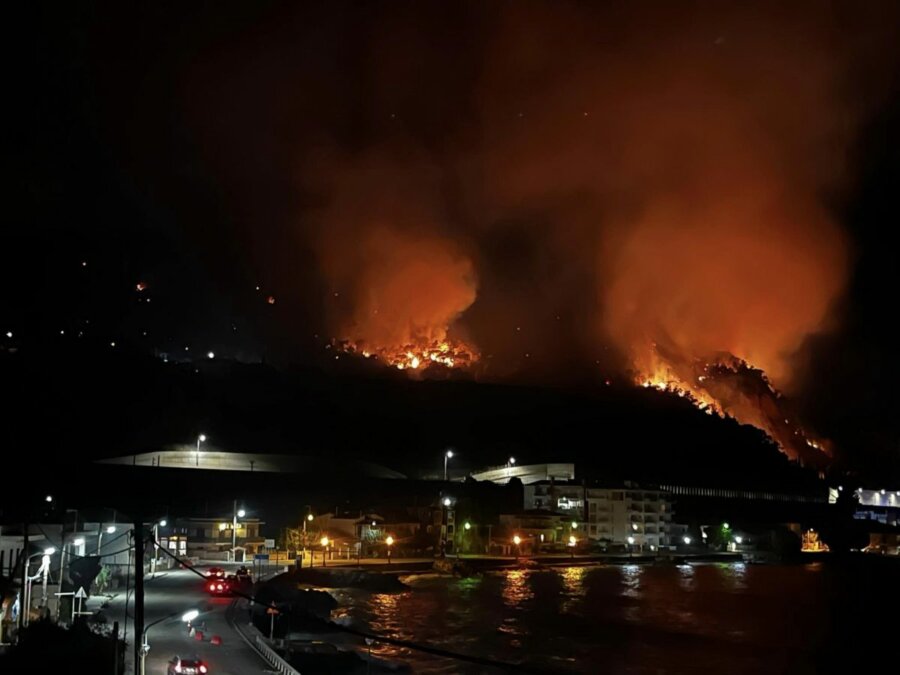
{"left": 506, "top": 456, "right": 516, "bottom": 479}
{"left": 150, "top": 520, "right": 166, "bottom": 578}
{"left": 140, "top": 609, "right": 199, "bottom": 675}
{"left": 320, "top": 536, "right": 329, "bottom": 567}
{"left": 513, "top": 535, "right": 521, "bottom": 560}
{"left": 195, "top": 434, "right": 206, "bottom": 467}
{"left": 232, "top": 503, "right": 246, "bottom": 562}
{"left": 441, "top": 497, "right": 452, "bottom": 557}
{"left": 303, "top": 513, "right": 314, "bottom": 564}
{"left": 97, "top": 525, "right": 116, "bottom": 555}
{"left": 386, "top": 536, "right": 394, "bottom": 565}
{"left": 23, "top": 547, "right": 55, "bottom": 627}
{"left": 444, "top": 449, "right": 454, "bottom": 481}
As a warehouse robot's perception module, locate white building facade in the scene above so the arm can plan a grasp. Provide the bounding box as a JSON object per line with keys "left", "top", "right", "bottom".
{"left": 524, "top": 481, "right": 676, "bottom": 550}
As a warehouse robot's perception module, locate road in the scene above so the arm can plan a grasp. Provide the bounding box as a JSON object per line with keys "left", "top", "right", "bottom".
{"left": 86, "top": 563, "right": 268, "bottom": 675}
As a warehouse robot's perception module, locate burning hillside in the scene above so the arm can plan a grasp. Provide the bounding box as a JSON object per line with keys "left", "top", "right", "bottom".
{"left": 635, "top": 344, "right": 831, "bottom": 467}
{"left": 335, "top": 337, "right": 478, "bottom": 372}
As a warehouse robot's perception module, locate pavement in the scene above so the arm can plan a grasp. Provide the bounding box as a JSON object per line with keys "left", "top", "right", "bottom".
{"left": 85, "top": 562, "right": 270, "bottom": 675}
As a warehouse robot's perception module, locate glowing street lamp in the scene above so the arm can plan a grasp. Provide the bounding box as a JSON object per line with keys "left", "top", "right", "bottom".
{"left": 443, "top": 497, "right": 452, "bottom": 507}
{"left": 512, "top": 534, "right": 521, "bottom": 560}
{"left": 320, "top": 536, "right": 330, "bottom": 567}
{"left": 386, "top": 535, "right": 394, "bottom": 565}
{"left": 444, "top": 449, "right": 454, "bottom": 481}
{"left": 141, "top": 608, "right": 201, "bottom": 675}
{"left": 97, "top": 525, "right": 117, "bottom": 554}
{"left": 232, "top": 502, "right": 247, "bottom": 561}
{"left": 464, "top": 522, "right": 471, "bottom": 531}
{"left": 734, "top": 536, "right": 743, "bottom": 545}
{"left": 196, "top": 434, "right": 207, "bottom": 467}
{"left": 683, "top": 535, "right": 692, "bottom": 546}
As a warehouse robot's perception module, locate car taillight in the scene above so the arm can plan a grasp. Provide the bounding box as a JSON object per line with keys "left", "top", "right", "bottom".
{"left": 216, "top": 583, "right": 223, "bottom": 590}
{"left": 208, "top": 583, "right": 215, "bottom": 591}
{"left": 199, "top": 666, "right": 207, "bottom": 674}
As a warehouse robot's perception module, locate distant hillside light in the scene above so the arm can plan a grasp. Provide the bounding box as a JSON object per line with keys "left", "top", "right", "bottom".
{"left": 45, "top": 495, "right": 53, "bottom": 503}
{"left": 5, "top": 331, "right": 11, "bottom": 338}
{"left": 207, "top": 351, "right": 215, "bottom": 359}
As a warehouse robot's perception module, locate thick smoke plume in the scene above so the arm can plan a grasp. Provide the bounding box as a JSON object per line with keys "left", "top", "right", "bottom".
{"left": 309, "top": 151, "right": 478, "bottom": 370}
{"left": 257, "top": 1, "right": 894, "bottom": 453}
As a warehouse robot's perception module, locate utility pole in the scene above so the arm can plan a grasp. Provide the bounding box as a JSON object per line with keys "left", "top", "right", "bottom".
{"left": 133, "top": 516, "right": 144, "bottom": 675}
{"left": 18, "top": 520, "right": 29, "bottom": 633}
{"left": 112, "top": 620, "right": 120, "bottom": 675}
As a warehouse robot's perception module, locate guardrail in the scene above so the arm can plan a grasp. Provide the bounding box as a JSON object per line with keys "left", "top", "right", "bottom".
{"left": 253, "top": 633, "right": 300, "bottom": 675}
{"left": 227, "top": 599, "right": 300, "bottom": 675}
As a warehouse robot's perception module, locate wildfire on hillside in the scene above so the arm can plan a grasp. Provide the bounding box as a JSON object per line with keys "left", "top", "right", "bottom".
{"left": 335, "top": 337, "right": 478, "bottom": 373}
{"left": 633, "top": 344, "right": 832, "bottom": 467}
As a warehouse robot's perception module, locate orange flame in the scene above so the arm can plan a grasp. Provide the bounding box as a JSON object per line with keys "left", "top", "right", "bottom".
{"left": 632, "top": 344, "right": 831, "bottom": 466}
{"left": 337, "top": 338, "right": 478, "bottom": 372}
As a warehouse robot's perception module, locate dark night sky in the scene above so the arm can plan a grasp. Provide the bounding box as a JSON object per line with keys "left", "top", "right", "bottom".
{"left": 7, "top": 1, "right": 900, "bottom": 478}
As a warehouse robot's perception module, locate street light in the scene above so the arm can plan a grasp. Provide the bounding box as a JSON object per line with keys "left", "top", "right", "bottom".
{"left": 140, "top": 608, "right": 201, "bottom": 675}
{"left": 320, "top": 536, "right": 329, "bottom": 567}
{"left": 568, "top": 535, "right": 576, "bottom": 559}
{"left": 442, "top": 497, "right": 452, "bottom": 507}
{"left": 45, "top": 495, "right": 53, "bottom": 503}
{"left": 444, "top": 449, "right": 454, "bottom": 481}
{"left": 507, "top": 456, "right": 516, "bottom": 479}
{"left": 151, "top": 519, "right": 168, "bottom": 578}
{"left": 683, "top": 535, "right": 692, "bottom": 545}
{"left": 513, "top": 535, "right": 521, "bottom": 560}
{"left": 22, "top": 548, "right": 56, "bottom": 627}
{"left": 232, "top": 502, "right": 247, "bottom": 561}
{"left": 97, "top": 525, "right": 117, "bottom": 554}
{"left": 464, "top": 522, "right": 471, "bottom": 531}
{"left": 722, "top": 522, "right": 730, "bottom": 530}
{"left": 196, "top": 433, "right": 207, "bottom": 467}
{"left": 386, "top": 535, "right": 394, "bottom": 565}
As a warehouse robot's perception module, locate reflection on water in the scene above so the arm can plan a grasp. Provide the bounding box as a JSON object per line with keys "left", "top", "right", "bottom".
{"left": 337, "top": 560, "right": 898, "bottom": 674}
{"left": 501, "top": 568, "right": 533, "bottom": 607}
